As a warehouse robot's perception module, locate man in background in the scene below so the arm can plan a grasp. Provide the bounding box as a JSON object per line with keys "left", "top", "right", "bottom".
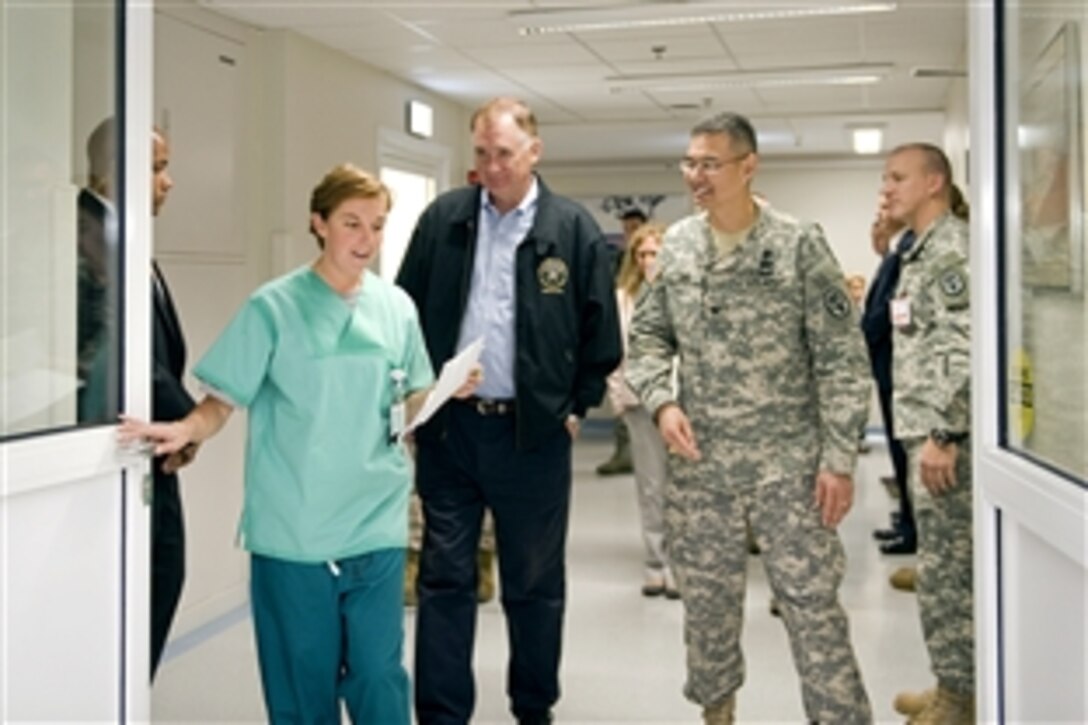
{"left": 882, "top": 143, "right": 974, "bottom": 724}
{"left": 148, "top": 125, "right": 198, "bottom": 679}
{"left": 862, "top": 203, "right": 919, "bottom": 562}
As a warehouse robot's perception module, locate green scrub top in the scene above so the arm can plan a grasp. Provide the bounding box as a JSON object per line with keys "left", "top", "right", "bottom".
{"left": 194, "top": 266, "right": 435, "bottom": 563}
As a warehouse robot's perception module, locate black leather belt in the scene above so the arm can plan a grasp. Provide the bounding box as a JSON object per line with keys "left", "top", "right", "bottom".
{"left": 461, "top": 396, "right": 516, "bottom": 416}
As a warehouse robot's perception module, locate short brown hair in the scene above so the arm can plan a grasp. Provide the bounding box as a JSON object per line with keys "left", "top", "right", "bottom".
{"left": 309, "top": 163, "right": 391, "bottom": 247}
{"left": 470, "top": 97, "right": 538, "bottom": 138}
{"left": 890, "top": 143, "right": 954, "bottom": 198}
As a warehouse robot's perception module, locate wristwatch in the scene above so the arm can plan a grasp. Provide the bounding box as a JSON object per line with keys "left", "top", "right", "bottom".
{"left": 930, "top": 428, "right": 968, "bottom": 447}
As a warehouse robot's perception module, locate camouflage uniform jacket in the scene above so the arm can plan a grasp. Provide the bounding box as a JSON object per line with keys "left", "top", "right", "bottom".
{"left": 626, "top": 204, "right": 870, "bottom": 480}
{"left": 892, "top": 211, "right": 970, "bottom": 440}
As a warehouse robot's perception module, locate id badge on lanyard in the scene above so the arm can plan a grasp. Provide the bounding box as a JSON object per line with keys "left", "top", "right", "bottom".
{"left": 389, "top": 369, "right": 407, "bottom": 444}
{"left": 890, "top": 297, "right": 912, "bottom": 328}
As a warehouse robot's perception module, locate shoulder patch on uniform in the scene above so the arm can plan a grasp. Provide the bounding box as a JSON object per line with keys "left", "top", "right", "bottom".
{"left": 823, "top": 286, "right": 852, "bottom": 320}
{"left": 940, "top": 268, "right": 967, "bottom": 297}
{"left": 935, "top": 261, "right": 969, "bottom": 309}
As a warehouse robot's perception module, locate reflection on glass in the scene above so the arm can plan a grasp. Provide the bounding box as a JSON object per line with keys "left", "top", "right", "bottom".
{"left": 1006, "top": 2, "right": 1088, "bottom": 482}
{"left": 0, "top": 1, "right": 119, "bottom": 437}
{"left": 76, "top": 118, "right": 121, "bottom": 423}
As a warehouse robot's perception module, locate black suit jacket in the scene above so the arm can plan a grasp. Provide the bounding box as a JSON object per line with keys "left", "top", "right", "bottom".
{"left": 860, "top": 231, "right": 915, "bottom": 395}
{"left": 149, "top": 261, "right": 194, "bottom": 676}
{"left": 151, "top": 261, "right": 195, "bottom": 424}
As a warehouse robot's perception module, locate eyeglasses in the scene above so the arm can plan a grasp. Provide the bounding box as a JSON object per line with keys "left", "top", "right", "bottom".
{"left": 678, "top": 153, "right": 749, "bottom": 175}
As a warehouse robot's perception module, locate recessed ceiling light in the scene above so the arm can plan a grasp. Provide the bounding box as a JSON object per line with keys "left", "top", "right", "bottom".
{"left": 608, "top": 64, "right": 894, "bottom": 92}
{"left": 512, "top": 2, "right": 898, "bottom": 36}
{"left": 850, "top": 126, "right": 884, "bottom": 154}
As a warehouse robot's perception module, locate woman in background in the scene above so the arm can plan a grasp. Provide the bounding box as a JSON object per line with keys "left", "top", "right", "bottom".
{"left": 607, "top": 222, "right": 677, "bottom": 598}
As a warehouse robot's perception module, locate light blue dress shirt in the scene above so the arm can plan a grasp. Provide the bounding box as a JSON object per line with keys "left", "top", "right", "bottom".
{"left": 456, "top": 179, "right": 539, "bottom": 399}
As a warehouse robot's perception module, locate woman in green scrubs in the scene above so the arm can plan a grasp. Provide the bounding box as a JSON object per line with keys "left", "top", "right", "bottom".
{"left": 121, "top": 164, "right": 478, "bottom": 724}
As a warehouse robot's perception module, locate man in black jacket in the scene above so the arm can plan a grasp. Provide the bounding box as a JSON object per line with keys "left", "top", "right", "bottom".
{"left": 148, "top": 126, "right": 197, "bottom": 678}
{"left": 397, "top": 97, "right": 621, "bottom": 725}
{"left": 861, "top": 207, "right": 917, "bottom": 556}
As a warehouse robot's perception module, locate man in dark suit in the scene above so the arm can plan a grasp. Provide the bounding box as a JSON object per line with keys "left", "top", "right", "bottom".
{"left": 148, "top": 126, "right": 197, "bottom": 678}
{"left": 79, "top": 120, "right": 193, "bottom": 677}
{"left": 861, "top": 206, "right": 917, "bottom": 556}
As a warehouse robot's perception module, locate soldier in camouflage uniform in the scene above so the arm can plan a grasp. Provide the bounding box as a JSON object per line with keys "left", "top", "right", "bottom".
{"left": 626, "top": 111, "right": 873, "bottom": 725}
{"left": 883, "top": 143, "right": 974, "bottom": 725}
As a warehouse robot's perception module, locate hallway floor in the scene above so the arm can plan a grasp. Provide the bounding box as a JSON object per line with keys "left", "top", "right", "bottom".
{"left": 153, "top": 432, "right": 929, "bottom": 723}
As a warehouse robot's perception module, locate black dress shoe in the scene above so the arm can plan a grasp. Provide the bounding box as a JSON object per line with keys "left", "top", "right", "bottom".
{"left": 873, "top": 527, "right": 901, "bottom": 541}
{"left": 880, "top": 537, "right": 917, "bottom": 555}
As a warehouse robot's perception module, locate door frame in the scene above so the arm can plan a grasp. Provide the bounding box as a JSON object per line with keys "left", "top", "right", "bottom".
{"left": 970, "top": 2, "right": 1088, "bottom": 722}
{"left": 0, "top": 1, "right": 153, "bottom": 720}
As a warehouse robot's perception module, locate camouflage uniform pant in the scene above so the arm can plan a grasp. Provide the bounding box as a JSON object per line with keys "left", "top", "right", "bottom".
{"left": 666, "top": 473, "right": 872, "bottom": 723}
{"left": 906, "top": 437, "right": 974, "bottom": 694}
{"left": 409, "top": 490, "right": 495, "bottom": 552}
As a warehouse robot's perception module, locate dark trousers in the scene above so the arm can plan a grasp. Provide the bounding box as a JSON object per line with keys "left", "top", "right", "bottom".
{"left": 877, "top": 385, "right": 915, "bottom": 541}
{"left": 150, "top": 472, "right": 185, "bottom": 679}
{"left": 414, "top": 404, "right": 572, "bottom": 724}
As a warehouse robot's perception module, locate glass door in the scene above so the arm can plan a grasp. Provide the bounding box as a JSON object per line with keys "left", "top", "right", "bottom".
{"left": 971, "top": 1, "right": 1088, "bottom": 722}
{"left": 0, "top": 0, "right": 153, "bottom": 719}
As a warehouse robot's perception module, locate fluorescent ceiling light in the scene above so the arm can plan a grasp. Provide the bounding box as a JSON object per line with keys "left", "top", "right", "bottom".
{"left": 513, "top": 2, "right": 897, "bottom": 36}
{"left": 851, "top": 127, "right": 884, "bottom": 154}
{"left": 607, "top": 64, "right": 894, "bottom": 92}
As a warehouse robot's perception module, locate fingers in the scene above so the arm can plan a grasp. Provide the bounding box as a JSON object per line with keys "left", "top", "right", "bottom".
{"left": 161, "top": 453, "right": 182, "bottom": 475}
{"left": 657, "top": 406, "right": 701, "bottom": 461}
{"left": 815, "top": 474, "right": 853, "bottom": 528}
{"left": 921, "top": 460, "right": 955, "bottom": 494}
{"left": 565, "top": 415, "right": 580, "bottom": 440}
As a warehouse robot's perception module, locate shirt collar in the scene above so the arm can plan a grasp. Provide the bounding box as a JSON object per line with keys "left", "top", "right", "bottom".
{"left": 480, "top": 176, "right": 539, "bottom": 218}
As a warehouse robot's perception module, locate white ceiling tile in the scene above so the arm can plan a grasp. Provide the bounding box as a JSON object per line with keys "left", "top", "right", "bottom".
{"left": 460, "top": 40, "right": 602, "bottom": 67}
{"left": 194, "top": 0, "right": 970, "bottom": 161}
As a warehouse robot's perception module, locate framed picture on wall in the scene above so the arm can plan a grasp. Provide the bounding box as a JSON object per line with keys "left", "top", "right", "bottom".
{"left": 1019, "top": 21, "right": 1085, "bottom": 293}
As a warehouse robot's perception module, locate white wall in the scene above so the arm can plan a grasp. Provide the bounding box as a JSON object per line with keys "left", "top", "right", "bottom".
{"left": 266, "top": 29, "right": 470, "bottom": 274}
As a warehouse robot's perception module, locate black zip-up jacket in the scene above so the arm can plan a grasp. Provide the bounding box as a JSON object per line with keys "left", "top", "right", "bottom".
{"left": 396, "top": 177, "right": 622, "bottom": 450}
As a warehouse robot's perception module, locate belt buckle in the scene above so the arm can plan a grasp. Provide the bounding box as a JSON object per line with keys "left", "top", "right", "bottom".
{"left": 475, "top": 399, "right": 490, "bottom": 416}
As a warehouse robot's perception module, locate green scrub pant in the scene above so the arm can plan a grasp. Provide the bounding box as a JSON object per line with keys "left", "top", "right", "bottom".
{"left": 250, "top": 548, "right": 409, "bottom": 724}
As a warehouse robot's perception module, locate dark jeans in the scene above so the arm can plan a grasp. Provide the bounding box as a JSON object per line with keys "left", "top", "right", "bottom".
{"left": 414, "top": 403, "right": 572, "bottom": 724}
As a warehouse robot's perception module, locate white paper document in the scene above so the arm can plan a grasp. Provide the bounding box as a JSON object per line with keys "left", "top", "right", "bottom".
{"left": 403, "top": 337, "right": 484, "bottom": 436}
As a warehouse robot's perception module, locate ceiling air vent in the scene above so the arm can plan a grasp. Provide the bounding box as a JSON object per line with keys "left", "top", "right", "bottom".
{"left": 910, "top": 67, "right": 967, "bottom": 78}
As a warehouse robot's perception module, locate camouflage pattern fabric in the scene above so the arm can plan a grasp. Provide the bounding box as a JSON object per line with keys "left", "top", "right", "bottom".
{"left": 627, "top": 204, "right": 872, "bottom": 722}
{"left": 892, "top": 211, "right": 971, "bottom": 439}
{"left": 906, "top": 438, "right": 974, "bottom": 694}
{"left": 894, "top": 210, "right": 973, "bottom": 694}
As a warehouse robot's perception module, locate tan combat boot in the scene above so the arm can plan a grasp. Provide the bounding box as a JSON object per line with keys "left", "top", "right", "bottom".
{"left": 477, "top": 549, "right": 496, "bottom": 603}
{"left": 893, "top": 687, "right": 935, "bottom": 716}
{"left": 908, "top": 686, "right": 974, "bottom": 725}
{"left": 889, "top": 565, "right": 917, "bottom": 592}
{"left": 404, "top": 549, "right": 420, "bottom": 607}
{"left": 702, "top": 695, "right": 736, "bottom": 725}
